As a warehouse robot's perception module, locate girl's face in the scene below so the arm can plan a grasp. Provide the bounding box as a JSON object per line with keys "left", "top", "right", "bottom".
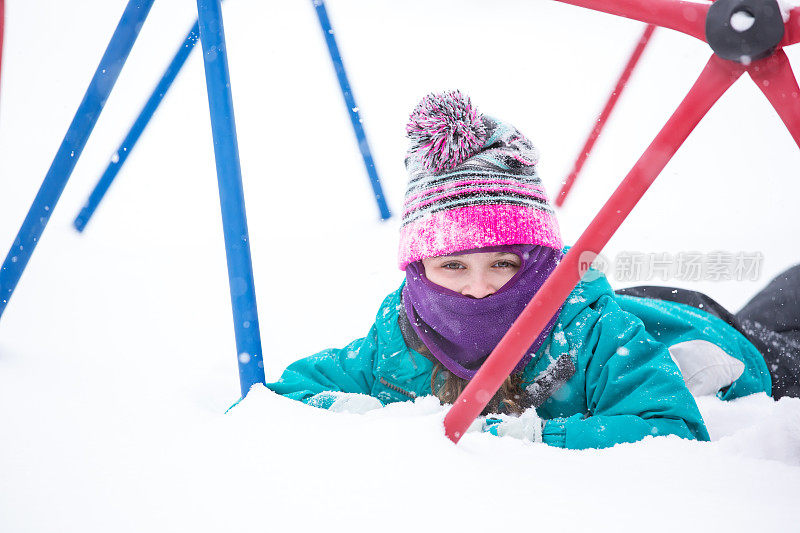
{"left": 421, "top": 251, "right": 521, "bottom": 298}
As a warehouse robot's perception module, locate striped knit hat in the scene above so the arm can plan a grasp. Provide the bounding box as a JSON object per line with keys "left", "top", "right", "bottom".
{"left": 398, "top": 90, "right": 563, "bottom": 270}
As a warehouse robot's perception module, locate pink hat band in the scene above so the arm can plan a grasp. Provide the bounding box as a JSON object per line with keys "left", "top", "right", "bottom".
{"left": 398, "top": 204, "right": 562, "bottom": 270}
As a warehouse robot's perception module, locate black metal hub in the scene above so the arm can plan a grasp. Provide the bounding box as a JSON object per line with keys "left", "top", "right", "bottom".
{"left": 706, "top": 0, "right": 785, "bottom": 63}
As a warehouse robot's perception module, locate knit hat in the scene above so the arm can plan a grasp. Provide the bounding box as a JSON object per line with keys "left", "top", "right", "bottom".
{"left": 398, "top": 90, "right": 562, "bottom": 270}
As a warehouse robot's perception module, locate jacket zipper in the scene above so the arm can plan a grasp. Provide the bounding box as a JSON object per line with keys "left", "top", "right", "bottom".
{"left": 379, "top": 377, "right": 417, "bottom": 399}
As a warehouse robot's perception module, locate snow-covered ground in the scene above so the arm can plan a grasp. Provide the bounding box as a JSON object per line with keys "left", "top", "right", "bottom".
{"left": 1, "top": 0, "right": 799, "bottom": 531}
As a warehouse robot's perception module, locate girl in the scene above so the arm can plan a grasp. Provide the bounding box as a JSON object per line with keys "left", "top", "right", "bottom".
{"left": 266, "top": 91, "right": 799, "bottom": 450}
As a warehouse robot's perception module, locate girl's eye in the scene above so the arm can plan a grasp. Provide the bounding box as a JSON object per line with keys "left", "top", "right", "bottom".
{"left": 494, "top": 261, "right": 519, "bottom": 269}
{"left": 442, "top": 262, "right": 465, "bottom": 270}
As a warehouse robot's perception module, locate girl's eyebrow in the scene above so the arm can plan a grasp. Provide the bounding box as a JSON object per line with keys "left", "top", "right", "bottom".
{"left": 435, "top": 253, "right": 517, "bottom": 260}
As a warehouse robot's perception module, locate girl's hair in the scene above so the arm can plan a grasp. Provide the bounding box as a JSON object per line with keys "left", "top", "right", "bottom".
{"left": 429, "top": 361, "right": 530, "bottom": 415}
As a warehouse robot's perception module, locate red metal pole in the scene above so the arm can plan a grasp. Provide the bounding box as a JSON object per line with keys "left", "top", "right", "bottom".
{"left": 443, "top": 55, "right": 744, "bottom": 443}
{"left": 747, "top": 50, "right": 800, "bottom": 148}
{"left": 556, "top": 24, "right": 656, "bottom": 207}
{"left": 552, "top": 0, "right": 710, "bottom": 42}
{"left": 780, "top": 6, "right": 800, "bottom": 47}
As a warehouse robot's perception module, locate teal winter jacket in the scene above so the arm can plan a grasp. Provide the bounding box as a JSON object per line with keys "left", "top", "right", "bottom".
{"left": 267, "top": 271, "right": 771, "bottom": 450}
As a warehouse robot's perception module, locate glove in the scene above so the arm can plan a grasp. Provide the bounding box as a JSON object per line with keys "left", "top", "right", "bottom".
{"left": 328, "top": 393, "right": 384, "bottom": 414}
{"left": 483, "top": 408, "right": 543, "bottom": 443}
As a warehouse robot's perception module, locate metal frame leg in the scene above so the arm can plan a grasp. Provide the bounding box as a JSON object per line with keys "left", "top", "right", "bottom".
{"left": 0, "top": 0, "right": 155, "bottom": 320}
{"left": 196, "top": 0, "right": 265, "bottom": 396}
{"left": 74, "top": 19, "right": 201, "bottom": 233}
{"left": 747, "top": 50, "right": 800, "bottom": 147}
{"left": 312, "top": 0, "right": 391, "bottom": 220}
{"left": 556, "top": 24, "right": 656, "bottom": 207}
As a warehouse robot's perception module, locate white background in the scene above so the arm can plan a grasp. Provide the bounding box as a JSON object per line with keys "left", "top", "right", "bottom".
{"left": 1, "top": 1, "right": 799, "bottom": 531}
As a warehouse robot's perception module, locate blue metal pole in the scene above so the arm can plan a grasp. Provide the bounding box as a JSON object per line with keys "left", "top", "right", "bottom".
{"left": 196, "top": 0, "right": 265, "bottom": 396}
{"left": 0, "top": 0, "right": 155, "bottom": 320}
{"left": 74, "top": 20, "right": 201, "bottom": 233}
{"left": 311, "top": 0, "right": 391, "bottom": 220}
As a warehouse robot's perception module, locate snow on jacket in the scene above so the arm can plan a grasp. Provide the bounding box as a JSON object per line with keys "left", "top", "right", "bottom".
{"left": 266, "top": 271, "right": 770, "bottom": 450}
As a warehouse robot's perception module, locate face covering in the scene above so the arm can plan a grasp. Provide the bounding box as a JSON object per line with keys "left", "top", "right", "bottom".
{"left": 402, "top": 244, "right": 563, "bottom": 379}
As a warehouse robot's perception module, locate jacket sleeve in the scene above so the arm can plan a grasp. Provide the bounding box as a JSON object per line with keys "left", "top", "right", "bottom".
{"left": 542, "top": 296, "right": 710, "bottom": 450}
{"left": 265, "top": 324, "right": 379, "bottom": 408}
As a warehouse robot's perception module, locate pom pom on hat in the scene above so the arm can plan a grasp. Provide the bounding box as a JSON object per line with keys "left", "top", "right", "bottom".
{"left": 406, "top": 90, "right": 487, "bottom": 173}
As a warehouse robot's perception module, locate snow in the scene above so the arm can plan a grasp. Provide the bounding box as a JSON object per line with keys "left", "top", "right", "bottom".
{"left": 730, "top": 11, "right": 755, "bottom": 33}
{"left": 1, "top": 0, "right": 799, "bottom": 531}
{"left": 777, "top": 0, "right": 800, "bottom": 22}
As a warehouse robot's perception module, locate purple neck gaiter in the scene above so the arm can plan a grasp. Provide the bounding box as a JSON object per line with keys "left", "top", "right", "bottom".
{"left": 402, "top": 245, "right": 563, "bottom": 379}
